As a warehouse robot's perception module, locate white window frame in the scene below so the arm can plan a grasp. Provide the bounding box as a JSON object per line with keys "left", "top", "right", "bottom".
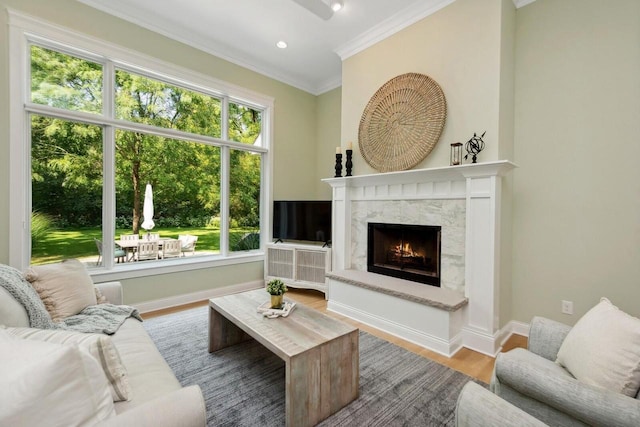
{"left": 8, "top": 10, "right": 274, "bottom": 281}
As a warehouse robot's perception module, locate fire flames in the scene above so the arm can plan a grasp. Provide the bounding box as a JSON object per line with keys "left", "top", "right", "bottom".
{"left": 394, "top": 242, "right": 422, "bottom": 259}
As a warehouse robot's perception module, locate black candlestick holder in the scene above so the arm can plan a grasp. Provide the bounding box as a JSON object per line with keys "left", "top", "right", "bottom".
{"left": 334, "top": 153, "right": 343, "bottom": 177}
{"left": 345, "top": 149, "right": 353, "bottom": 176}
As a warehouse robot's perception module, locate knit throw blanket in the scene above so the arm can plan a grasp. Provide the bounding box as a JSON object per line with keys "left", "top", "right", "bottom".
{"left": 0, "top": 264, "right": 141, "bottom": 335}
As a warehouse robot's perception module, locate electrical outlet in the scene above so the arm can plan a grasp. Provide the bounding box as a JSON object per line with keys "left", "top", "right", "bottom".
{"left": 561, "top": 300, "right": 573, "bottom": 315}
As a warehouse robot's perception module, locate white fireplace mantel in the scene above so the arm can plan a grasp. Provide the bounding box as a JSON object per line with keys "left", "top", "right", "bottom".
{"left": 323, "top": 160, "right": 516, "bottom": 189}
{"left": 322, "top": 160, "right": 517, "bottom": 357}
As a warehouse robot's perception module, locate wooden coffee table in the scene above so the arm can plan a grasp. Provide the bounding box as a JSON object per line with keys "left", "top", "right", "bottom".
{"left": 208, "top": 289, "right": 359, "bottom": 427}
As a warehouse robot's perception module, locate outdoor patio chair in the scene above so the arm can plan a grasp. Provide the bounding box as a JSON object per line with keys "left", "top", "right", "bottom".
{"left": 120, "top": 233, "right": 139, "bottom": 242}
{"left": 162, "top": 239, "right": 182, "bottom": 259}
{"left": 94, "top": 238, "right": 126, "bottom": 265}
{"left": 136, "top": 240, "right": 159, "bottom": 261}
{"left": 120, "top": 234, "right": 140, "bottom": 261}
{"left": 142, "top": 232, "right": 160, "bottom": 241}
{"left": 178, "top": 234, "right": 198, "bottom": 256}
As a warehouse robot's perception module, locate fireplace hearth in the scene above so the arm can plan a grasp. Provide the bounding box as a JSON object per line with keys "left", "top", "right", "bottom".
{"left": 367, "top": 222, "right": 441, "bottom": 287}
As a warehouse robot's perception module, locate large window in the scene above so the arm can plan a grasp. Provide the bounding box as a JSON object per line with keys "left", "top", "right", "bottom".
{"left": 31, "top": 115, "right": 103, "bottom": 265}
{"left": 12, "top": 20, "right": 271, "bottom": 274}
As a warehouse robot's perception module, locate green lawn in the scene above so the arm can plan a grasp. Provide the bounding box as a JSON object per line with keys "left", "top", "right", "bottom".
{"left": 31, "top": 227, "right": 258, "bottom": 265}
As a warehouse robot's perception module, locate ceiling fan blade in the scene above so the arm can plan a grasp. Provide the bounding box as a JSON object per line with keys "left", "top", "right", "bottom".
{"left": 291, "top": 0, "right": 334, "bottom": 20}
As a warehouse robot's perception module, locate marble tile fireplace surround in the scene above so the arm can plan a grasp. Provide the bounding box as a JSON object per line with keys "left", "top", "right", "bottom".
{"left": 323, "top": 161, "right": 516, "bottom": 357}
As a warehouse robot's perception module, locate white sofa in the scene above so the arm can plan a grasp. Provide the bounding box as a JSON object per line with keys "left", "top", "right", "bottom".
{"left": 0, "top": 280, "right": 206, "bottom": 427}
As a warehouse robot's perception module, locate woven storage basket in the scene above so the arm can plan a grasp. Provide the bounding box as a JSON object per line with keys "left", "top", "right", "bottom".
{"left": 358, "top": 73, "right": 446, "bottom": 172}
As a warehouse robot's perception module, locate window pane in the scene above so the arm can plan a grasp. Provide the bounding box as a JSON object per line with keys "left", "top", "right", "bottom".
{"left": 229, "top": 149, "right": 261, "bottom": 253}
{"left": 30, "top": 45, "right": 103, "bottom": 114}
{"left": 31, "top": 115, "right": 103, "bottom": 266}
{"left": 115, "top": 131, "right": 221, "bottom": 259}
{"left": 228, "top": 102, "right": 262, "bottom": 145}
{"left": 115, "top": 70, "right": 222, "bottom": 138}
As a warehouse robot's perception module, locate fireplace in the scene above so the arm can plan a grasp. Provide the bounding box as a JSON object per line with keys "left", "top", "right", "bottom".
{"left": 367, "top": 222, "right": 441, "bottom": 287}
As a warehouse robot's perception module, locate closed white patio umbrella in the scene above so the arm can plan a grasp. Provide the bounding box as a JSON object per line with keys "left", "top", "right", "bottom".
{"left": 141, "top": 183, "right": 155, "bottom": 232}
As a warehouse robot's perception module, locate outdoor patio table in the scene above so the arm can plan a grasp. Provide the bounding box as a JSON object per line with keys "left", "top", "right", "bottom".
{"left": 115, "top": 238, "right": 178, "bottom": 261}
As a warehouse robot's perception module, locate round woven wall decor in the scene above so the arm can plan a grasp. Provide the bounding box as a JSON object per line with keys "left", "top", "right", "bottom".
{"left": 358, "top": 73, "right": 446, "bottom": 172}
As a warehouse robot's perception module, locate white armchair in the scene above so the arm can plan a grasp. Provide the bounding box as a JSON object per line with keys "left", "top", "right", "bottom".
{"left": 491, "top": 316, "right": 640, "bottom": 427}
{"left": 456, "top": 382, "right": 548, "bottom": 427}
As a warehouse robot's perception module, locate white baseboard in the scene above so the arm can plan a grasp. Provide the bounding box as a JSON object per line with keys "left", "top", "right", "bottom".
{"left": 327, "top": 300, "right": 463, "bottom": 357}
{"left": 134, "top": 280, "right": 263, "bottom": 314}
{"left": 462, "top": 326, "right": 502, "bottom": 357}
{"left": 507, "top": 320, "right": 530, "bottom": 337}
{"left": 134, "top": 281, "right": 532, "bottom": 358}
{"left": 463, "top": 321, "right": 530, "bottom": 357}
{"left": 498, "top": 320, "right": 530, "bottom": 346}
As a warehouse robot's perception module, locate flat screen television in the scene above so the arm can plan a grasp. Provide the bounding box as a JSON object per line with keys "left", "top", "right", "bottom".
{"left": 273, "top": 200, "right": 332, "bottom": 244}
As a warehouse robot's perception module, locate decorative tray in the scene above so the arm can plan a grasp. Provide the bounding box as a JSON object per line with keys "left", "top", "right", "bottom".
{"left": 256, "top": 300, "right": 296, "bottom": 318}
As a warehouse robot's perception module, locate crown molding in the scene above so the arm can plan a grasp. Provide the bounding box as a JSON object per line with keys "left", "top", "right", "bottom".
{"left": 315, "top": 74, "right": 343, "bottom": 95}
{"left": 7, "top": 8, "right": 275, "bottom": 107}
{"left": 77, "top": 0, "right": 537, "bottom": 96}
{"left": 334, "top": 0, "right": 455, "bottom": 61}
{"left": 336, "top": 0, "right": 537, "bottom": 62}
{"left": 513, "top": 0, "right": 537, "bottom": 8}
{"left": 77, "top": 0, "right": 320, "bottom": 95}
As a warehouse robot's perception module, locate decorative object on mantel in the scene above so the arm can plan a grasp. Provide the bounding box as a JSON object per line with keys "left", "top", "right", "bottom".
{"left": 450, "top": 142, "right": 463, "bottom": 166}
{"left": 464, "top": 131, "right": 486, "bottom": 163}
{"left": 345, "top": 141, "right": 353, "bottom": 176}
{"left": 256, "top": 300, "right": 297, "bottom": 318}
{"left": 266, "top": 278, "right": 287, "bottom": 309}
{"left": 334, "top": 147, "right": 343, "bottom": 177}
{"left": 358, "top": 72, "right": 446, "bottom": 173}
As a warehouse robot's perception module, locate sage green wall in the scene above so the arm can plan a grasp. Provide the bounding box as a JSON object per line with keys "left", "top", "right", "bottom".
{"left": 120, "top": 263, "right": 264, "bottom": 305}
{"left": 342, "top": 0, "right": 509, "bottom": 176}
{"left": 315, "top": 87, "right": 342, "bottom": 199}
{"left": 498, "top": 0, "right": 516, "bottom": 162}
{"left": 512, "top": 0, "right": 640, "bottom": 322}
{"left": 0, "top": 0, "right": 325, "bottom": 304}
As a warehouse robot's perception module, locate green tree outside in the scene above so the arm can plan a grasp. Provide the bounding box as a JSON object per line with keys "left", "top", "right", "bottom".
{"left": 29, "top": 45, "right": 262, "bottom": 264}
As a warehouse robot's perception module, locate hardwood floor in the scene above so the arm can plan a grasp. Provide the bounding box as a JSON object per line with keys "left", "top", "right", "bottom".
{"left": 143, "top": 287, "right": 527, "bottom": 383}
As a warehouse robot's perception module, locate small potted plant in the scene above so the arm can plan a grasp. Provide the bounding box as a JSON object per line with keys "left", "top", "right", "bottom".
{"left": 266, "top": 279, "right": 288, "bottom": 309}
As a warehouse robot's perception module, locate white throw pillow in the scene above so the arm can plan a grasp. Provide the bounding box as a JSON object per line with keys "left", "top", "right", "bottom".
{"left": 556, "top": 297, "right": 640, "bottom": 397}
{"left": 4, "top": 327, "right": 131, "bottom": 402}
{"left": 24, "top": 258, "right": 97, "bottom": 322}
{"left": 0, "top": 329, "right": 115, "bottom": 426}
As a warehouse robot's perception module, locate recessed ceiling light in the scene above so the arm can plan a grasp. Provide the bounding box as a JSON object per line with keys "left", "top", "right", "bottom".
{"left": 330, "top": 1, "right": 343, "bottom": 12}
{"left": 276, "top": 40, "right": 288, "bottom": 49}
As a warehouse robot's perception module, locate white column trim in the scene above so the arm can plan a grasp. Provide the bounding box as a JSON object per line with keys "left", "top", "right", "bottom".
{"left": 8, "top": 19, "right": 30, "bottom": 269}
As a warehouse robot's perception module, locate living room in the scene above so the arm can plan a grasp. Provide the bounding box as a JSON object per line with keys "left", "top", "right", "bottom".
{"left": 1, "top": 0, "right": 639, "bottom": 426}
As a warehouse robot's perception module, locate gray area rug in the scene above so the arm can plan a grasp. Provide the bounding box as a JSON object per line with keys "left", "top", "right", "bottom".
{"left": 144, "top": 306, "right": 481, "bottom": 426}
